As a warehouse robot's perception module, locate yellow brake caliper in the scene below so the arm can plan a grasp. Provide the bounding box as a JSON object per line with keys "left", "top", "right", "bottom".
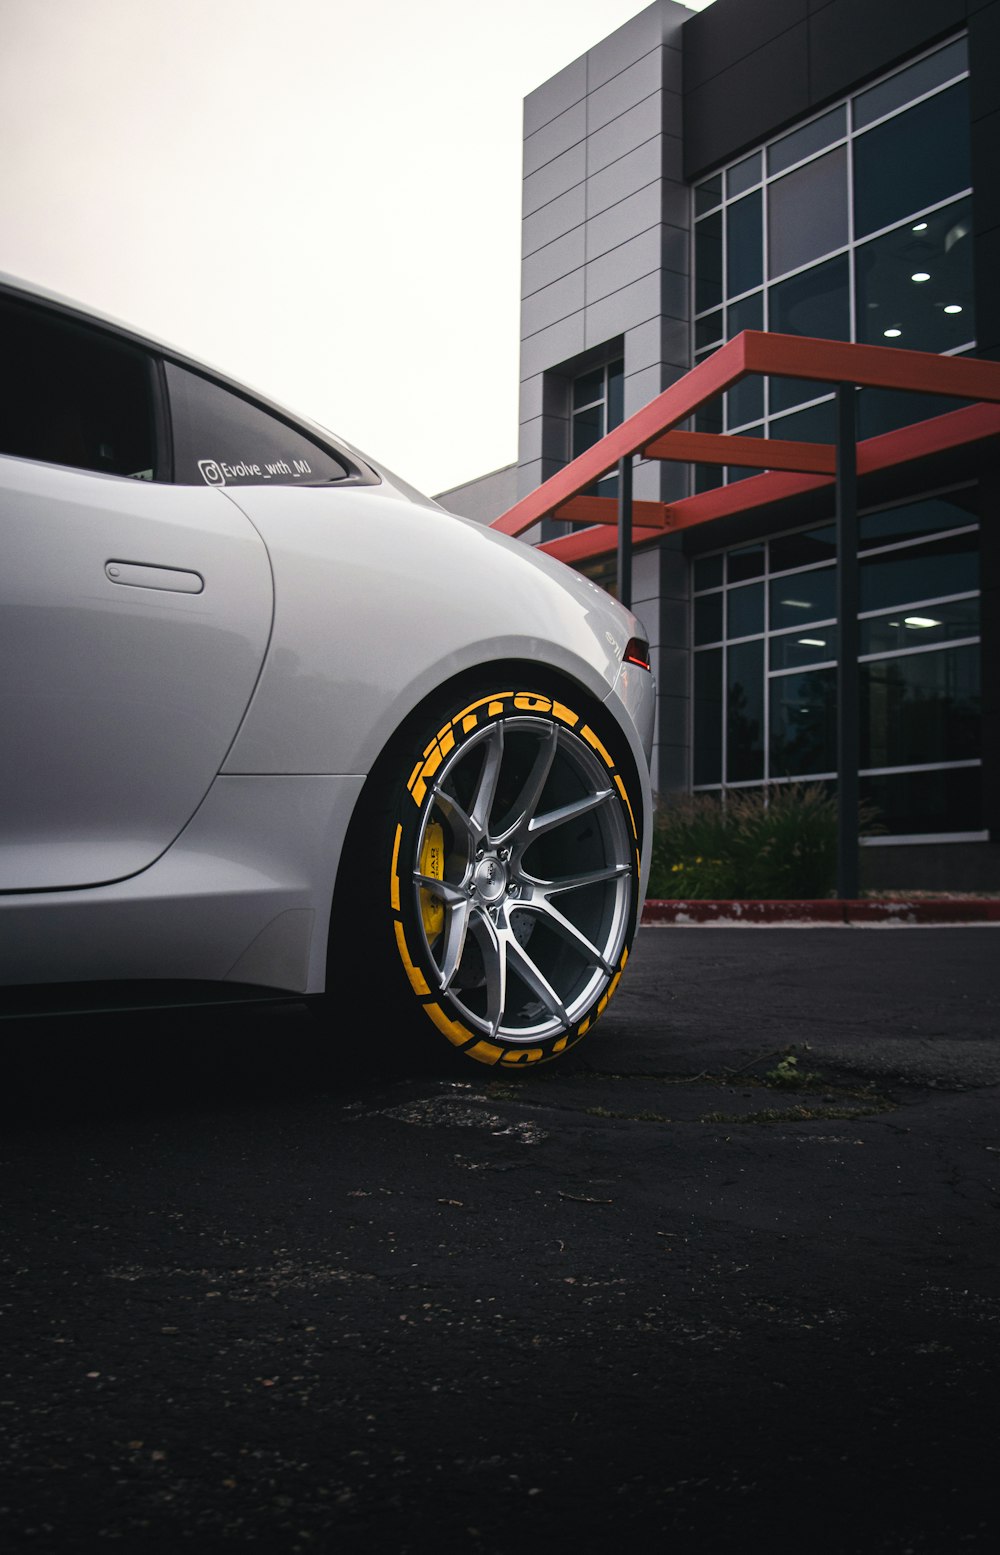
{"left": 418, "top": 821, "right": 445, "bottom": 943}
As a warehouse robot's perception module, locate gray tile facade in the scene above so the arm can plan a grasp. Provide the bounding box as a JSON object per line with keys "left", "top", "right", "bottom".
{"left": 517, "top": 0, "right": 694, "bottom": 793}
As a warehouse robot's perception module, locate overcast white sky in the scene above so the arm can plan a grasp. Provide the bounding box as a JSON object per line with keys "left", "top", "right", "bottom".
{"left": 0, "top": 0, "right": 713, "bottom": 495}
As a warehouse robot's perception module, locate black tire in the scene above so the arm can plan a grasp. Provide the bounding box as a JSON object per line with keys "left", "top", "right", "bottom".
{"left": 346, "top": 683, "right": 642, "bottom": 1069}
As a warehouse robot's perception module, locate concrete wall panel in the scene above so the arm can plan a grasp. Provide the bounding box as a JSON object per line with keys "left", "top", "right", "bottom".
{"left": 522, "top": 99, "right": 587, "bottom": 179}
{"left": 521, "top": 227, "right": 586, "bottom": 300}
{"left": 521, "top": 185, "right": 586, "bottom": 258}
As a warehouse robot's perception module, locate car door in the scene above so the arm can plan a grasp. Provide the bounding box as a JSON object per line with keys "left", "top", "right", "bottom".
{"left": 0, "top": 294, "right": 273, "bottom": 891}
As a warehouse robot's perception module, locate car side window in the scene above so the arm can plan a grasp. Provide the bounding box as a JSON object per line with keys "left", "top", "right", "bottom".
{"left": 165, "top": 361, "right": 347, "bottom": 487}
{"left": 0, "top": 295, "right": 157, "bottom": 479}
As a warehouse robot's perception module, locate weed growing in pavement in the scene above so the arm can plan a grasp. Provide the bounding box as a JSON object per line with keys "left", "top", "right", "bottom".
{"left": 647, "top": 784, "right": 882, "bottom": 899}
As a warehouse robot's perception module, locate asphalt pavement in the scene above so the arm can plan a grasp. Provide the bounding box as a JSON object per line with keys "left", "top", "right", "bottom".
{"left": 2, "top": 925, "right": 999, "bottom": 1554}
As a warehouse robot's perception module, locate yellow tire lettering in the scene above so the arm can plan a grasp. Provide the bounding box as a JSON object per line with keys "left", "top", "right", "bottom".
{"left": 394, "top": 921, "right": 430, "bottom": 997}
{"left": 552, "top": 701, "right": 579, "bottom": 727}
{"left": 501, "top": 1048, "right": 544, "bottom": 1065}
{"left": 487, "top": 700, "right": 504, "bottom": 717}
{"left": 615, "top": 774, "right": 638, "bottom": 840}
{"left": 467, "top": 1040, "right": 504, "bottom": 1066}
{"left": 462, "top": 714, "right": 478, "bottom": 733}
{"left": 513, "top": 692, "right": 551, "bottom": 713}
{"left": 390, "top": 824, "right": 403, "bottom": 910}
{"left": 581, "top": 724, "right": 615, "bottom": 770}
{"left": 424, "top": 1001, "right": 474, "bottom": 1047}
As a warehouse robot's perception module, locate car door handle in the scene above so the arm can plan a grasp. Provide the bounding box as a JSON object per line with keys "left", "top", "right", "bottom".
{"left": 105, "top": 561, "right": 204, "bottom": 594}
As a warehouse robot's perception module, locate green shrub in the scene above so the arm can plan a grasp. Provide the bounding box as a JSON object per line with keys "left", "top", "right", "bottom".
{"left": 647, "top": 785, "right": 879, "bottom": 900}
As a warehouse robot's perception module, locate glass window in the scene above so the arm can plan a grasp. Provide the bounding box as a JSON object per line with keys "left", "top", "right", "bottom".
{"left": 696, "top": 211, "right": 723, "bottom": 314}
{"left": 573, "top": 368, "right": 604, "bottom": 409}
{"left": 693, "top": 554, "right": 723, "bottom": 591}
{"left": 859, "top": 599, "right": 979, "bottom": 655}
{"left": 727, "top": 291, "right": 763, "bottom": 337}
{"left": 695, "top": 175, "right": 722, "bottom": 216}
{"left": 771, "top": 628, "right": 838, "bottom": 671}
{"left": 570, "top": 358, "right": 624, "bottom": 494}
{"left": 770, "top": 527, "right": 836, "bottom": 572}
{"left": 607, "top": 360, "right": 624, "bottom": 430}
{"left": 696, "top": 311, "right": 723, "bottom": 350}
{"left": 727, "top": 640, "right": 764, "bottom": 781}
{"left": 572, "top": 403, "right": 603, "bottom": 458}
{"left": 860, "top": 766, "right": 981, "bottom": 836}
{"left": 768, "top": 399, "right": 836, "bottom": 445}
{"left": 770, "top": 667, "right": 837, "bottom": 777}
{"left": 768, "top": 256, "right": 850, "bottom": 416}
{"left": 768, "top": 107, "right": 846, "bottom": 177}
{"left": 165, "top": 363, "right": 346, "bottom": 486}
{"left": 768, "top": 147, "right": 848, "bottom": 278}
{"left": 693, "top": 650, "right": 723, "bottom": 785}
{"left": 729, "top": 544, "right": 765, "bottom": 582}
{"left": 860, "top": 530, "right": 979, "bottom": 613}
{"left": 855, "top": 197, "right": 973, "bottom": 352}
{"left": 853, "top": 81, "right": 971, "bottom": 239}
{"left": 727, "top": 581, "right": 764, "bottom": 638}
{"left": 857, "top": 386, "right": 964, "bottom": 440}
{"left": 0, "top": 295, "right": 156, "bottom": 479}
{"left": 770, "top": 566, "right": 836, "bottom": 631}
{"left": 861, "top": 644, "right": 980, "bottom": 767}
{"left": 728, "top": 152, "right": 761, "bottom": 198}
{"left": 726, "top": 190, "right": 762, "bottom": 298}
{"left": 860, "top": 492, "right": 978, "bottom": 550}
{"left": 853, "top": 37, "right": 968, "bottom": 131}
{"left": 695, "top": 592, "right": 724, "bottom": 645}
{"left": 727, "top": 374, "right": 764, "bottom": 430}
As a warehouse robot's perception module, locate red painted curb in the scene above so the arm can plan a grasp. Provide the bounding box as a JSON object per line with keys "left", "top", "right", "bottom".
{"left": 641, "top": 898, "right": 1000, "bottom": 925}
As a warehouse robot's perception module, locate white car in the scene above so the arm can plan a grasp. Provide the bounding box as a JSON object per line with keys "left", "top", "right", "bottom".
{"left": 0, "top": 275, "right": 654, "bottom": 1068}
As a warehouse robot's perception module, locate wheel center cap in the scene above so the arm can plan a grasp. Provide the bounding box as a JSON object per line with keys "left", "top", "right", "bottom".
{"left": 474, "top": 855, "right": 508, "bottom": 904}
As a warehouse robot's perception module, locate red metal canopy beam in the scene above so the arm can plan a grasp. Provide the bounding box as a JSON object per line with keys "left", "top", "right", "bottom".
{"left": 643, "top": 428, "right": 837, "bottom": 474}
{"left": 536, "top": 401, "right": 1000, "bottom": 564}
{"left": 492, "top": 332, "right": 1000, "bottom": 544}
{"left": 552, "top": 495, "right": 670, "bottom": 528}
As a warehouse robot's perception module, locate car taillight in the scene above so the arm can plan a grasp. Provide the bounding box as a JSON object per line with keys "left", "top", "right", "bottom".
{"left": 624, "top": 637, "right": 650, "bottom": 670}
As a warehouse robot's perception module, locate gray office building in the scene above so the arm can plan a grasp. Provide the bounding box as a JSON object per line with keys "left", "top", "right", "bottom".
{"left": 437, "top": 0, "right": 1000, "bottom": 889}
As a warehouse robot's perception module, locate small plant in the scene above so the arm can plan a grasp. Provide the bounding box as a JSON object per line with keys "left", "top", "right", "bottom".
{"left": 764, "top": 1053, "right": 823, "bottom": 1089}
{"left": 647, "top": 784, "right": 880, "bottom": 900}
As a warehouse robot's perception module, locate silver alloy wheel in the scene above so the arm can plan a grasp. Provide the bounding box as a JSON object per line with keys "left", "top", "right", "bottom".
{"left": 412, "top": 714, "right": 633, "bottom": 1044}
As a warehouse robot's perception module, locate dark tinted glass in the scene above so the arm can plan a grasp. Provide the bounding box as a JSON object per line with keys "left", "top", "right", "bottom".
{"left": 768, "top": 398, "right": 836, "bottom": 444}
{"left": 695, "top": 592, "right": 724, "bottom": 645}
{"left": 770, "top": 667, "right": 837, "bottom": 777}
{"left": 0, "top": 297, "right": 155, "bottom": 479}
{"left": 768, "top": 146, "right": 848, "bottom": 278}
{"left": 854, "top": 82, "right": 971, "bottom": 239}
{"left": 770, "top": 527, "right": 836, "bottom": 571}
{"left": 693, "top": 649, "right": 723, "bottom": 785}
{"left": 727, "top": 152, "right": 761, "bottom": 198}
{"left": 859, "top": 765, "right": 981, "bottom": 835}
{"left": 696, "top": 212, "right": 723, "bottom": 313}
{"left": 768, "top": 256, "right": 849, "bottom": 414}
{"left": 727, "top": 291, "right": 763, "bottom": 336}
{"left": 573, "top": 368, "right": 604, "bottom": 409}
{"left": 768, "top": 107, "right": 846, "bottom": 176}
{"left": 696, "top": 310, "right": 723, "bottom": 350}
{"left": 727, "top": 639, "right": 764, "bottom": 781}
{"left": 857, "top": 386, "right": 965, "bottom": 440}
{"left": 727, "top": 191, "right": 762, "bottom": 297}
{"left": 771, "top": 627, "right": 838, "bottom": 670}
{"left": 572, "top": 403, "right": 603, "bottom": 458}
{"left": 729, "top": 543, "right": 765, "bottom": 582}
{"left": 860, "top": 493, "right": 977, "bottom": 550}
{"left": 607, "top": 360, "right": 624, "bottom": 429}
{"left": 854, "top": 38, "right": 968, "bottom": 131}
{"left": 859, "top": 599, "right": 979, "bottom": 655}
{"left": 166, "top": 364, "right": 346, "bottom": 486}
{"left": 770, "top": 566, "right": 836, "bottom": 630}
{"left": 855, "top": 197, "right": 973, "bottom": 352}
{"left": 728, "top": 581, "right": 764, "bottom": 638}
{"left": 860, "top": 530, "right": 979, "bottom": 612}
{"left": 694, "top": 554, "right": 723, "bottom": 591}
{"left": 695, "top": 175, "right": 722, "bottom": 215}
{"left": 861, "top": 644, "right": 980, "bottom": 767}
{"left": 727, "top": 373, "right": 764, "bottom": 429}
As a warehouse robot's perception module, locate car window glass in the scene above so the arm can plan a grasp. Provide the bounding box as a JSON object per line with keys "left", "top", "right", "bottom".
{"left": 0, "top": 295, "right": 156, "bottom": 479}
{"left": 165, "top": 361, "right": 347, "bottom": 487}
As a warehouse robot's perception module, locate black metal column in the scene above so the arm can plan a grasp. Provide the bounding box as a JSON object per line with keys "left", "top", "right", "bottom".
{"left": 835, "top": 383, "right": 860, "bottom": 900}
{"left": 617, "top": 455, "right": 633, "bottom": 610}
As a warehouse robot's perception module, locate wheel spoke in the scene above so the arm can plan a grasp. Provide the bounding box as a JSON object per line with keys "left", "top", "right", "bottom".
{"left": 527, "top": 786, "right": 615, "bottom": 841}
{"left": 413, "top": 871, "right": 468, "bottom": 905}
{"left": 492, "top": 725, "right": 558, "bottom": 846}
{"left": 437, "top": 895, "right": 473, "bottom": 993}
{"left": 429, "top": 786, "right": 476, "bottom": 852}
{"left": 515, "top": 899, "right": 615, "bottom": 975}
{"left": 532, "top": 862, "right": 632, "bottom": 896}
{"left": 469, "top": 723, "right": 505, "bottom": 839}
{"left": 506, "top": 936, "right": 570, "bottom": 1026}
{"left": 472, "top": 914, "right": 507, "bottom": 1040}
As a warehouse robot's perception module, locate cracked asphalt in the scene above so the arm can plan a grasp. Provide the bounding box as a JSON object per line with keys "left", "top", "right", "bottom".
{"left": 2, "top": 926, "right": 999, "bottom": 1554}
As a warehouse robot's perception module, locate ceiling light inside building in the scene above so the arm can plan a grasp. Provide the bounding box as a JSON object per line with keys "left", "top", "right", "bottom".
{"left": 912, "top": 222, "right": 928, "bottom": 232}
{"left": 798, "top": 638, "right": 827, "bottom": 647}
{"left": 781, "top": 599, "right": 812, "bottom": 609}
{"left": 904, "top": 616, "right": 940, "bottom": 629}
{"left": 944, "top": 304, "right": 963, "bottom": 314}
{"left": 911, "top": 271, "right": 930, "bottom": 282}
{"left": 883, "top": 327, "right": 902, "bottom": 338}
